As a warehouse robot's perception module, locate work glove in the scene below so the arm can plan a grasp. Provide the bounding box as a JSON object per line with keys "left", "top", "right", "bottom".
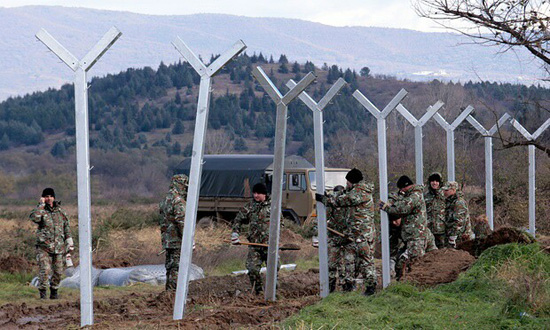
{"left": 231, "top": 232, "right": 240, "bottom": 245}
{"left": 315, "top": 193, "right": 325, "bottom": 204}
{"left": 312, "top": 236, "right": 319, "bottom": 248}
{"left": 448, "top": 235, "right": 457, "bottom": 248}
{"left": 193, "top": 240, "right": 196, "bottom": 251}
{"left": 65, "top": 253, "right": 74, "bottom": 268}
{"left": 379, "top": 200, "right": 389, "bottom": 210}
{"left": 399, "top": 250, "right": 409, "bottom": 261}
{"left": 66, "top": 237, "right": 74, "bottom": 252}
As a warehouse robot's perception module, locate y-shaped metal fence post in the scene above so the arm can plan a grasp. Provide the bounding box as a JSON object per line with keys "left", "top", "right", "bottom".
{"left": 509, "top": 118, "right": 550, "bottom": 236}
{"left": 433, "top": 106, "right": 475, "bottom": 182}
{"left": 36, "top": 27, "right": 122, "bottom": 327}
{"left": 286, "top": 77, "right": 346, "bottom": 298}
{"left": 172, "top": 38, "right": 246, "bottom": 319}
{"left": 253, "top": 68, "right": 316, "bottom": 301}
{"left": 352, "top": 88, "right": 408, "bottom": 288}
{"left": 396, "top": 101, "right": 444, "bottom": 184}
{"left": 466, "top": 114, "right": 511, "bottom": 230}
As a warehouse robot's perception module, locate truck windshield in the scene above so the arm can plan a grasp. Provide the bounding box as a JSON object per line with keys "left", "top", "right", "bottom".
{"left": 308, "top": 171, "right": 348, "bottom": 190}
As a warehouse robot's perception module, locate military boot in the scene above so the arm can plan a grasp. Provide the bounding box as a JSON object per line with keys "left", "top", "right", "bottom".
{"left": 50, "top": 288, "right": 58, "bottom": 299}
{"left": 39, "top": 289, "right": 47, "bottom": 299}
{"left": 342, "top": 282, "right": 355, "bottom": 292}
{"left": 364, "top": 284, "right": 376, "bottom": 296}
{"left": 329, "top": 280, "right": 336, "bottom": 293}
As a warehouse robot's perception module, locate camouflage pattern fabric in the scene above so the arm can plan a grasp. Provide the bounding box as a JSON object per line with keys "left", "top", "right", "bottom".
{"left": 424, "top": 173, "right": 447, "bottom": 248}
{"left": 245, "top": 246, "right": 280, "bottom": 293}
{"left": 36, "top": 248, "right": 64, "bottom": 290}
{"left": 326, "top": 190, "right": 351, "bottom": 287}
{"left": 30, "top": 201, "right": 72, "bottom": 254}
{"left": 159, "top": 174, "right": 188, "bottom": 249}
{"left": 382, "top": 185, "right": 430, "bottom": 277}
{"left": 159, "top": 174, "right": 188, "bottom": 291}
{"left": 232, "top": 197, "right": 272, "bottom": 244}
{"left": 164, "top": 248, "right": 180, "bottom": 291}
{"left": 382, "top": 184, "right": 429, "bottom": 244}
{"left": 445, "top": 191, "right": 474, "bottom": 245}
{"left": 30, "top": 201, "right": 72, "bottom": 290}
{"left": 327, "top": 180, "right": 377, "bottom": 288}
{"left": 233, "top": 197, "right": 280, "bottom": 292}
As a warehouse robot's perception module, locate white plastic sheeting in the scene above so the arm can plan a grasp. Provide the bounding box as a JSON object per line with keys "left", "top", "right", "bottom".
{"left": 31, "top": 264, "right": 205, "bottom": 288}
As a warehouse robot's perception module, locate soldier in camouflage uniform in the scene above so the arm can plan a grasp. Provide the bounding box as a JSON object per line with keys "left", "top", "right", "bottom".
{"left": 442, "top": 181, "right": 474, "bottom": 247}
{"left": 317, "top": 168, "right": 377, "bottom": 296}
{"left": 30, "top": 188, "right": 73, "bottom": 299}
{"left": 424, "top": 172, "right": 447, "bottom": 248}
{"left": 159, "top": 174, "right": 188, "bottom": 291}
{"left": 380, "top": 175, "right": 430, "bottom": 280}
{"left": 325, "top": 185, "right": 351, "bottom": 293}
{"left": 231, "top": 183, "right": 279, "bottom": 294}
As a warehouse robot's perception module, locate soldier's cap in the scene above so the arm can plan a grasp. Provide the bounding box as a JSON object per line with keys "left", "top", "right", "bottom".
{"left": 42, "top": 187, "right": 55, "bottom": 198}
{"left": 170, "top": 174, "right": 189, "bottom": 190}
{"left": 345, "top": 168, "right": 363, "bottom": 184}
{"left": 428, "top": 173, "right": 442, "bottom": 183}
{"left": 333, "top": 185, "right": 345, "bottom": 193}
{"left": 396, "top": 175, "right": 413, "bottom": 189}
{"left": 252, "top": 183, "right": 268, "bottom": 195}
{"left": 441, "top": 181, "right": 459, "bottom": 191}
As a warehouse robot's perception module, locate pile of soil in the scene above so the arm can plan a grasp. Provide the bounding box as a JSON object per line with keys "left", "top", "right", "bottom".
{"left": 458, "top": 227, "right": 536, "bottom": 257}
{"left": 0, "top": 269, "right": 320, "bottom": 329}
{"left": 401, "top": 248, "right": 475, "bottom": 286}
{"left": 0, "top": 256, "right": 33, "bottom": 273}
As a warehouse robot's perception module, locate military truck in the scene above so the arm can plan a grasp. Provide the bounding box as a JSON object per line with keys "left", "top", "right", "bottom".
{"left": 174, "top": 154, "right": 349, "bottom": 224}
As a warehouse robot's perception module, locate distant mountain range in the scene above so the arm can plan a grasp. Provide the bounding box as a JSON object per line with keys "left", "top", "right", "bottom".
{"left": 0, "top": 5, "right": 544, "bottom": 101}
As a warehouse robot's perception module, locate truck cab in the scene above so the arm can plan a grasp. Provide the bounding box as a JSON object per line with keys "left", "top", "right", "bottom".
{"left": 175, "top": 154, "right": 349, "bottom": 224}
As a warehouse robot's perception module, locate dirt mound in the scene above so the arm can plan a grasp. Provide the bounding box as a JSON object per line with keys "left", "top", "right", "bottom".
{"left": 0, "top": 256, "right": 33, "bottom": 273}
{"left": 458, "top": 227, "right": 536, "bottom": 257}
{"left": 401, "top": 248, "right": 475, "bottom": 286}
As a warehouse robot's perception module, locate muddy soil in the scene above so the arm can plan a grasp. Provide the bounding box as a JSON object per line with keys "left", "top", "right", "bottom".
{"left": 458, "top": 227, "right": 536, "bottom": 257}
{"left": 401, "top": 248, "right": 476, "bottom": 286}
{"left": 0, "top": 270, "right": 321, "bottom": 329}
{"left": 0, "top": 256, "right": 33, "bottom": 273}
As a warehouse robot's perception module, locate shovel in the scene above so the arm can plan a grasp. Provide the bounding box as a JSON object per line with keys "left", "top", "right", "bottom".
{"left": 225, "top": 240, "right": 301, "bottom": 250}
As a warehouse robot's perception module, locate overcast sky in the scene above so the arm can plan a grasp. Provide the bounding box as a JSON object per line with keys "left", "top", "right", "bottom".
{"left": 0, "top": 0, "right": 444, "bottom": 32}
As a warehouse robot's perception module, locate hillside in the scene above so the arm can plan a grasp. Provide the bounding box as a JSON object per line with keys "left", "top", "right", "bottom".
{"left": 0, "top": 5, "right": 544, "bottom": 101}
{"left": 1, "top": 54, "right": 549, "bottom": 235}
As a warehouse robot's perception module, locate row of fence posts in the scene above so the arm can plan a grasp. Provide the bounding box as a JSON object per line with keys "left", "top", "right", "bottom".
{"left": 35, "top": 28, "right": 550, "bottom": 327}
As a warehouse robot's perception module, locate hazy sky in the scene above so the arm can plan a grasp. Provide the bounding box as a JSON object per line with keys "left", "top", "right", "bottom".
{"left": 0, "top": 0, "right": 443, "bottom": 32}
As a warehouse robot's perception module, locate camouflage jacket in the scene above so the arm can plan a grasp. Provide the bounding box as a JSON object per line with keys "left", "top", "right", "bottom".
{"left": 159, "top": 188, "right": 186, "bottom": 249}
{"left": 326, "top": 190, "right": 351, "bottom": 244}
{"left": 424, "top": 185, "right": 446, "bottom": 235}
{"left": 445, "top": 191, "right": 473, "bottom": 242}
{"left": 383, "top": 185, "right": 428, "bottom": 242}
{"left": 232, "top": 197, "right": 272, "bottom": 244}
{"left": 327, "top": 180, "right": 375, "bottom": 240}
{"left": 30, "top": 201, "right": 72, "bottom": 254}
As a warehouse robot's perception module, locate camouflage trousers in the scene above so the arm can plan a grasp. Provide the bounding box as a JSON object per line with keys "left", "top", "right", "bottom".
{"left": 433, "top": 233, "right": 447, "bottom": 249}
{"left": 396, "top": 238, "right": 426, "bottom": 280}
{"left": 246, "top": 246, "right": 279, "bottom": 293}
{"left": 342, "top": 238, "right": 377, "bottom": 287}
{"left": 165, "top": 248, "right": 181, "bottom": 291}
{"left": 36, "top": 248, "right": 64, "bottom": 290}
{"left": 425, "top": 230, "right": 438, "bottom": 252}
{"left": 328, "top": 238, "right": 347, "bottom": 287}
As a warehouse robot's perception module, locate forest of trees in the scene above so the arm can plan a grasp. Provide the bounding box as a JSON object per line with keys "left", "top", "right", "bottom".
{"left": 1, "top": 52, "right": 549, "bottom": 159}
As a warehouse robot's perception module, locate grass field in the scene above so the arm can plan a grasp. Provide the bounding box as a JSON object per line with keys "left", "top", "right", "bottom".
{"left": 284, "top": 243, "right": 550, "bottom": 329}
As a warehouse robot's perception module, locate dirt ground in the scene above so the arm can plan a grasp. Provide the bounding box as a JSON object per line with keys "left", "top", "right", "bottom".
{"left": 0, "top": 226, "right": 545, "bottom": 329}
{"left": 458, "top": 227, "right": 537, "bottom": 257}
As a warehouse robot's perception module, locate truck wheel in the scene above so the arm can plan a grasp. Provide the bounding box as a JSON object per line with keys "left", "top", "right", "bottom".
{"left": 198, "top": 216, "right": 214, "bottom": 229}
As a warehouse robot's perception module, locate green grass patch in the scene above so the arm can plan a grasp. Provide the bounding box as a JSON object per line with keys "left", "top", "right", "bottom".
{"left": 284, "top": 243, "right": 550, "bottom": 329}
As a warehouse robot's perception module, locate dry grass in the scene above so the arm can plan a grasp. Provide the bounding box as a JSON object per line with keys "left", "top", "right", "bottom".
{"left": 496, "top": 257, "right": 550, "bottom": 316}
